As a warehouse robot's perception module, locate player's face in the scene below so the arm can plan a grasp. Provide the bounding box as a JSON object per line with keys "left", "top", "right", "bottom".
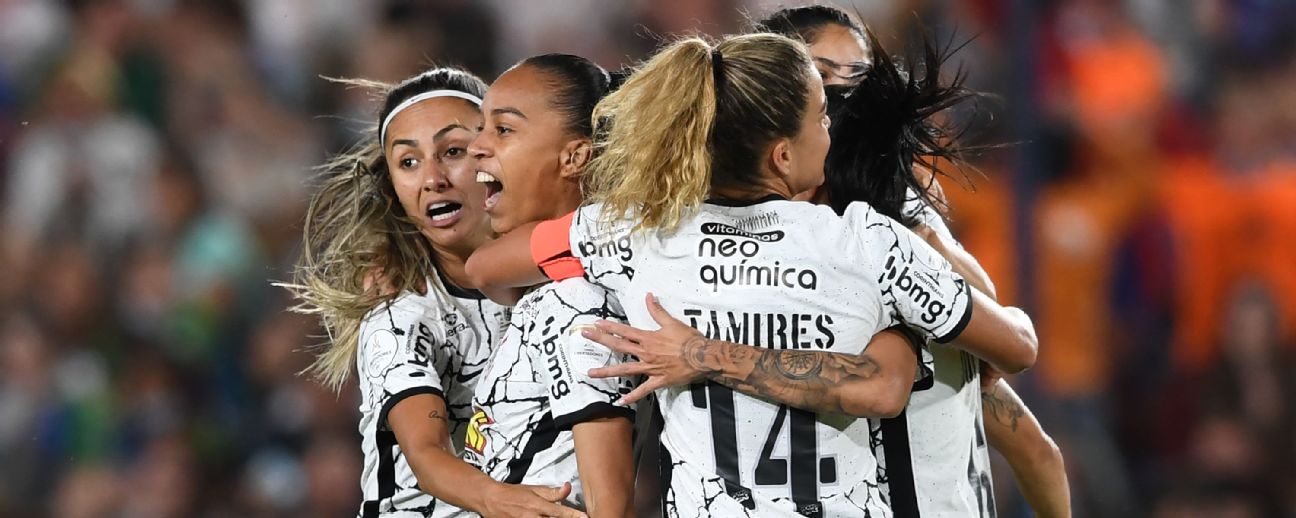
{"left": 785, "top": 72, "right": 831, "bottom": 195}
{"left": 470, "top": 66, "right": 582, "bottom": 234}
{"left": 384, "top": 97, "right": 492, "bottom": 254}
{"left": 809, "top": 23, "right": 870, "bottom": 86}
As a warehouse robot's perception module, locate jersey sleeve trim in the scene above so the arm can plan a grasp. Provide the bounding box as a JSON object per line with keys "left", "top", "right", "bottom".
{"left": 932, "top": 282, "right": 974, "bottom": 344}
{"left": 887, "top": 324, "right": 934, "bottom": 386}
{"left": 531, "top": 211, "right": 583, "bottom": 281}
{"left": 377, "top": 386, "right": 446, "bottom": 429}
{"left": 552, "top": 402, "right": 635, "bottom": 431}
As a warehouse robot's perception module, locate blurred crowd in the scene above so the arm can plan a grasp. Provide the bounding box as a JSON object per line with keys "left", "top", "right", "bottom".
{"left": 0, "top": 0, "right": 1292, "bottom": 516}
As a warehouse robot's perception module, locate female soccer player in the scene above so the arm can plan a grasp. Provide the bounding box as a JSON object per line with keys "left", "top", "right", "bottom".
{"left": 283, "top": 67, "right": 582, "bottom": 518}
{"left": 471, "top": 33, "right": 1038, "bottom": 516}
{"left": 758, "top": 6, "right": 1072, "bottom": 517}
{"left": 755, "top": 4, "right": 872, "bottom": 86}
{"left": 462, "top": 54, "right": 636, "bottom": 517}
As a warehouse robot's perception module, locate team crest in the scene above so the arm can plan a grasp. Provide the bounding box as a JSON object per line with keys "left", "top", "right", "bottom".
{"left": 465, "top": 407, "right": 494, "bottom": 455}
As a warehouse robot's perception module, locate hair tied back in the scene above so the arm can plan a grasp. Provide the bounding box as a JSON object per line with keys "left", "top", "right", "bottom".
{"left": 711, "top": 48, "right": 726, "bottom": 93}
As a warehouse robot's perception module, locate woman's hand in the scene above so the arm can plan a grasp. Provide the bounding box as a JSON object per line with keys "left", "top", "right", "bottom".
{"left": 479, "top": 482, "right": 587, "bottom": 518}
{"left": 583, "top": 293, "right": 711, "bottom": 406}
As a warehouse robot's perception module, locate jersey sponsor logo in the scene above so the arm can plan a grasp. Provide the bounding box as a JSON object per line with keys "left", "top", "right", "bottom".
{"left": 443, "top": 312, "right": 470, "bottom": 339}
{"left": 697, "top": 231, "right": 817, "bottom": 293}
{"left": 882, "top": 254, "right": 948, "bottom": 325}
{"left": 407, "top": 322, "right": 435, "bottom": 367}
{"left": 684, "top": 308, "right": 835, "bottom": 349}
{"left": 577, "top": 235, "right": 633, "bottom": 262}
{"left": 699, "top": 261, "right": 819, "bottom": 293}
{"left": 465, "top": 407, "right": 494, "bottom": 455}
{"left": 700, "top": 222, "right": 785, "bottom": 242}
{"left": 541, "top": 335, "right": 573, "bottom": 399}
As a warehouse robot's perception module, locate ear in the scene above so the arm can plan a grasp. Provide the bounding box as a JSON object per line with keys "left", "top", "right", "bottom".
{"left": 559, "top": 138, "right": 594, "bottom": 179}
{"left": 768, "top": 137, "right": 795, "bottom": 180}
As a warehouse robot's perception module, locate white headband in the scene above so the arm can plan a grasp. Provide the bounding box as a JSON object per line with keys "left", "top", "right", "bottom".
{"left": 380, "top": 90, "right": 484, "bottom": 148}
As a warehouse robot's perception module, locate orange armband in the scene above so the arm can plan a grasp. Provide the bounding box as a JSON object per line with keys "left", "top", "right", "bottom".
{"left": 530, "top": 211, "right": 584, "bottom": 281}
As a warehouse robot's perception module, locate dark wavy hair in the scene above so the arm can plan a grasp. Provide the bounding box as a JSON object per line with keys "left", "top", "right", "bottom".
{"left": 517, "top": 53, "right": 611, "bottom": 138}
{"left": 822, "top": 29, "right": 982, "bottom": 225}
{"left": 754, "top": 4, "right": 864, "bottom": 42}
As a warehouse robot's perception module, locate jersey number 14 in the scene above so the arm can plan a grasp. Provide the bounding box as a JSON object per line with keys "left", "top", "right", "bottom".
{"left": 691, "top": 382, "right": 829, "bottom": 517}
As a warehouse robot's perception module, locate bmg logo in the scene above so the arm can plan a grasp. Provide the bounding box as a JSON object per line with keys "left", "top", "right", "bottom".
{"left": 577, "top": 236, "right": 633, "bottom": 262}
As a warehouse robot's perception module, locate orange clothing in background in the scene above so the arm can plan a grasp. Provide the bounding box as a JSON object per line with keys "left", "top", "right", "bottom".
{"left": 1244, "top": 162, "right": 1296, "bottom": 343}
{"left": 1066, "top": 27, "right": 1167, "bottom": 140}
{"left": 1033, "top": 167, "right": 1151, "bottom": 397}
{"left": 1158, "top": 155, "right": 1247, "bottom": 373}
{"left": 942, "top": 173, "right": 1019, "bottom": 306}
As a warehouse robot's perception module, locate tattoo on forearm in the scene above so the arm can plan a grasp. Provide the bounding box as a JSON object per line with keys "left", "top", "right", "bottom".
{"left": 981, "top": 384, "right": 1025, "bottom": 432}
{"left": 427, "top": 410, "right": 447, "bottom": 422}
{"left": 685, "top": 337, "right": 882, "bottom": 414}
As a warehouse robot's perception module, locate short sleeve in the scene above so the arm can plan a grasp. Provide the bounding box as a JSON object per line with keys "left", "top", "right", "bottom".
{"left": 566, "top": 204, "right": 637, "bottom": 295}
{"left": 532, "top": 279, "right": 637, "bottom": 430}
{"left": 358, "top": 298, "right": 450, "bottom": 428}
{"left": 846, "top": 202, "right": 973, "bottom": 343}
{"left": 886, "top": 324, "right": 935, "bottom": 388}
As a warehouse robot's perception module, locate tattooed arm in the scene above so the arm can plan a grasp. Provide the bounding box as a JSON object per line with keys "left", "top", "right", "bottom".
{"left": 387, "top": 395, "right": 586, "bottom": 518}
{"left": 584, "top": 294, "right": 919, "bottom": 418}
{"left": 687, "top": 329, "right": 917, "bottom": 417}
{"left": 981, "top": 380, "right": 1072, "bottom": 518}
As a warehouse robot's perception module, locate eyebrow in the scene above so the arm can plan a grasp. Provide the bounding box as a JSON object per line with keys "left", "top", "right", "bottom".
{"left": 433, "top": 123, "right": 469, "bottom": 142}
{"left": 491, "top": 107, "right": 528, "bottom": 119}
{"left": 815, "top": 56, "right": 870, "bottom": 70}
{"left": 391, "top": 138, "right": 418, "bottom": 150}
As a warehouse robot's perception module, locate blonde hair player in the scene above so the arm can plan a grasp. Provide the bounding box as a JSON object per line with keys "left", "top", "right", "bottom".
{"left": 282, "top": 67, "right": 582, "bottom": 518}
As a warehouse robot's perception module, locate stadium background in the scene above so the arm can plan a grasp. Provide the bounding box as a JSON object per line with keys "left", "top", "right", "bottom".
{"left": 1, "top": 0, "right": 1293, "bottom": 516}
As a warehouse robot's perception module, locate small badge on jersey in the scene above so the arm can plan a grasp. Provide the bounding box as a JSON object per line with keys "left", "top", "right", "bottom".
{"left": 364, "top": 329, "right": 401, "bottom": 378}
{"left": 465, "top": 407, "right": 494, "bottom": 455}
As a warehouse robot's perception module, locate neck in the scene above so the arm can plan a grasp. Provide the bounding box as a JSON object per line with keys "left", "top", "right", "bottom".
{"left": 540, "top": 179, "right": 585, "bottom": 221}
{"left": 712, "top": 175, "right": 795, "bottom": 201}
{"left": 431, "top": 242, "right": 476, "bottom": 290}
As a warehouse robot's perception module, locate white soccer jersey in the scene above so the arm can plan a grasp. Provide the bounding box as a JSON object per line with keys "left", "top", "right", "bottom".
{"left": 356, "top": 275, "right": 510, "bottom": 518}
{"left": 463, "top": 277, "right": 636, "bottom": 510}
{"left": 872, "top": 196, "right": 996, "bottom": 517}
{"left": 560, "top": 196, "right": 973, "bottom": 517}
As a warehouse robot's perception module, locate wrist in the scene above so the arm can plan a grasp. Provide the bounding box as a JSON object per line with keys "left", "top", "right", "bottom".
{"left": 682, "top": 335, "right": 722, "bottom": 379}
{"left": 471, "top": 480, "right": 506, "bottom": 513}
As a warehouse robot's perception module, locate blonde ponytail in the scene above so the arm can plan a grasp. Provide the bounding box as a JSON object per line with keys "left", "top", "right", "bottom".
{"left": 584, "top": 33, "right": 817, "bottom": 233}
{"left": 584, "top": 38, "right": 719, "bottom": 232}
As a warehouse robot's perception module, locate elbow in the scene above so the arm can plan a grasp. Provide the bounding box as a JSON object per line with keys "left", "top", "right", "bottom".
{"left": 999, "top": 312, "right": 1039, "bottom": 374}
{"left": 1036, "top": 432, "right": 1065, "bottom": 472}
{"left": 873, "top": 392, "right": 908, "bottom": 419}
{"left": 839, "top": 376, "right": 911, "bottom": 418}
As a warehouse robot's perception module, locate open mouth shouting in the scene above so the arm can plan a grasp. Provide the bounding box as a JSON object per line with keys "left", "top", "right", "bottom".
{"left": 476, "top": 171, "right": 504, "bottom": 212}
{"left": 425, "top": 200, "right": 464, "bottom": 228}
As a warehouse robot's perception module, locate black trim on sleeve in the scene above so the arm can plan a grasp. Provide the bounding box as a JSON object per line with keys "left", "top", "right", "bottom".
{"left": 886, "top": 324, "right": 934, "bottom": 392}
{"left": 504, "top": 412, "right": 561, "bottom": 484}
{"left": 934, "top": 282, "right": 974, "bottom": 344}
{"left": 553, "top": 401, "right": 635, "bottom": 431}
{"left": 378, "top": 386, "right": 447, "bottom": 429}
{"left": 886, "top": 324, "right": 926, "bottom": 355}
